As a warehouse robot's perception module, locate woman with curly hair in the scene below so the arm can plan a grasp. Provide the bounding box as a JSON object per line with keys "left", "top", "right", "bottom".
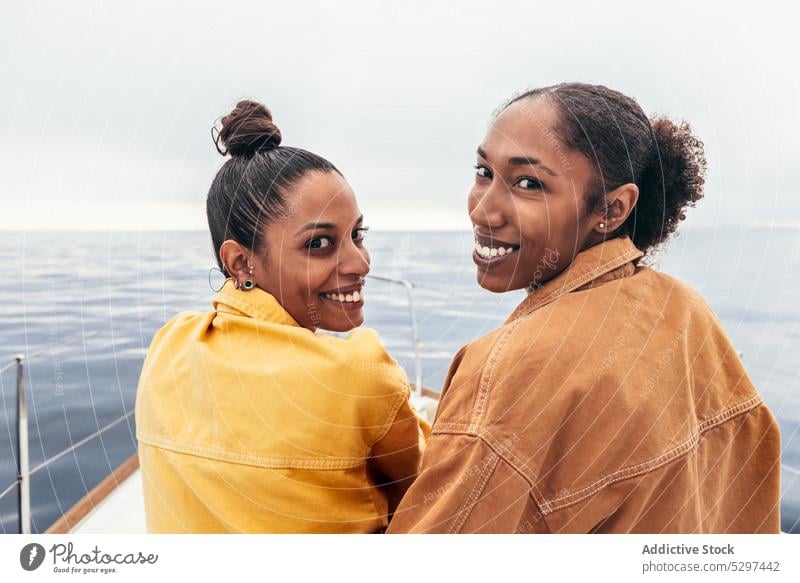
{"left": 388, "top": 83, "right": 781, "bottom": 534}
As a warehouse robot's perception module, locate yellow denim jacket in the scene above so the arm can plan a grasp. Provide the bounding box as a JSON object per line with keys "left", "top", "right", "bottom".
{"left": 135, "top": 279, "right": 430, "bottom": 533}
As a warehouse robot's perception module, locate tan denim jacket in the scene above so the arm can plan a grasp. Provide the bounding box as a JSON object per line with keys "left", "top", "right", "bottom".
{"left": 388, "top": 236, "right": 781, "bottom": 533}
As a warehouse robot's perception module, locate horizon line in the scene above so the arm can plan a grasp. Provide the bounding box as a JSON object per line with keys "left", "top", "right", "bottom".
{"left": 0, "top": 222, "right": 796, "bottom": 233}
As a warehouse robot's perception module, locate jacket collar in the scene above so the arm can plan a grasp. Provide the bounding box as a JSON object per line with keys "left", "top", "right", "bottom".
{"left": 506, "top": 236, "right": 644, "bottom": 323}
{"left": 212, "top": 279, "right": 300, "bottom": 327}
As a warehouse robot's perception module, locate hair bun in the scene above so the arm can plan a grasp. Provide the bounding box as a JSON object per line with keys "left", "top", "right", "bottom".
{"left": 214, "top": 99, "right": 282, "bottom": 156}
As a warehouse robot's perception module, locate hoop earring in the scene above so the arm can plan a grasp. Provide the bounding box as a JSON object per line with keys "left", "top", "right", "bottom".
{"left": 208, "top": 266, "right": 226, "bottom": 292}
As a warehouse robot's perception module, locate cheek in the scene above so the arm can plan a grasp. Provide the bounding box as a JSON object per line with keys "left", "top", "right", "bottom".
{"left": 532, "top": 196, "right": 581, "bottom": 236}
{"left": 304, "top": 259, "right": 333, "bottom": 290}
{"left": 553, "top": 195, "right": 585, "bottom": 235}
{"left": 511, "top": 199, "right": 546, "bottom": 239}
{"left": 275, "top": 253, "right": 316, "bottom": 294}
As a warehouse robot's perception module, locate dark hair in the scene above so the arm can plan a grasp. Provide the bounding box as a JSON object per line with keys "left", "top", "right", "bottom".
{"left": 207, "top": 99, "right": 339, "bottom": 272}
{"left": 504, "top": 83, "right": 706, "bottom": 255}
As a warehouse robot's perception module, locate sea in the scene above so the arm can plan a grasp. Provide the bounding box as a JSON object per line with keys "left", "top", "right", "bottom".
{"left": 0, "top": 227, "right": 798, "bottom": 533}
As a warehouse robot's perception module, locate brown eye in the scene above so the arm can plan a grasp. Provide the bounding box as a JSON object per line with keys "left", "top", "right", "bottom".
{"left": 474, "top": 165, "right": 491, "bottom": 179}
{"left": 515, "top": 177, "right": 543, "bottom": 189}
{"left": 308, "top": 237, "right": 333, "bottom": 249}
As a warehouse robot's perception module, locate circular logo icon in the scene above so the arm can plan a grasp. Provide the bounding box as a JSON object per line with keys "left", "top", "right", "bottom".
{"left": 19, "top": 543, "right": 46, "bottom": 571}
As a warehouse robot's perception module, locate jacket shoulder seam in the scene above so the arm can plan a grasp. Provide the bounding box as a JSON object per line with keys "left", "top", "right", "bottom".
{"left": 447, "top": 453, "right": 501, "bottom": 533}
{"left": 435, "top": 394, "right": 763, "bottom": 516}
{"left": 431, "top": 425, "right": 550, "bottom": 514}
{"left": 539, "top": 394, "right": 764, "bottom": 514}
{"left": 137, "top": 432, "right": 367, "bottom": 470}
{"left": 467, "top": 322, "right": 523, "bottom": 433}
{"left": 368, "top": 384, "right": 411, "bottom": 450}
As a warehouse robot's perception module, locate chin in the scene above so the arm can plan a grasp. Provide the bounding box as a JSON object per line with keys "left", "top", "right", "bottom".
{"left": 476, "top": 271, "right": 518, "bottom": 293}
{"left": 319, "top": 312, "right": 364, "bottom": 332}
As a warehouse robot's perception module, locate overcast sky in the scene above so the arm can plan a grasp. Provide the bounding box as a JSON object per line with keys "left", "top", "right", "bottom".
{"left": 1, "top": 0, "right": 798, "bottom": 230}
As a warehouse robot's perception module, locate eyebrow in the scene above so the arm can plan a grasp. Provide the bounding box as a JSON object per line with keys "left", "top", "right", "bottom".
{"left": 296, "top": 215, "right": 363, "bottom": 235}
{"left": 477, "top": 146, "right": 558, "bottom": 177}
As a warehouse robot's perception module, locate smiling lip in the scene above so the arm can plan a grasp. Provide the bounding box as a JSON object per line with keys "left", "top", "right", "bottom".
{"left": 473, "top": 231, "right": 520, "bottom": 250}
{"left": 472, "top": 247, "right": 518, "bottom": 270}
{"left": 472, "top": 229, "right": 521, "bottom": 268}
{"left": 318, "top": 284, "right": 364, "bottom": 310}
{"left": 319, "top": 283, "right": 363, "bottom": 295}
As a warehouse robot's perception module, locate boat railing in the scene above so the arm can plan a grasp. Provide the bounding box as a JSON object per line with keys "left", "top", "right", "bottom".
{"left": 365, "top": 275, "right": 423, "bottom": 395}
{"left": 0, "top": 346, "right": 137, "bottom": 534}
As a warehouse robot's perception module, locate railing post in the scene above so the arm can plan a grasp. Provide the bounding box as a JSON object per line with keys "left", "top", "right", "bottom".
{"left": 367, "top": 275, "right": 424, "bottom": 395}
{"left": 402, "top": 282, "right": 423, "bottom": 396}
{"left": 16, "top": 355, "right": 30, "bottom": 534}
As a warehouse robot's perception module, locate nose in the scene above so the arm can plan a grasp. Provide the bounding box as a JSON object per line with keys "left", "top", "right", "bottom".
{"left": 338, "top": 237, "right": 370, "bottom": 279}
{"left": 468, "top": 182, "right": 506, "bottom": 230}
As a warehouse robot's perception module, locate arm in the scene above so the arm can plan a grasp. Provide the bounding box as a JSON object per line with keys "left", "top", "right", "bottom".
{"left": 386, "top": 432, "right": 546, "bottom": 533}
{"left": 367, "top": 393, "right": 431, "bottom": 517}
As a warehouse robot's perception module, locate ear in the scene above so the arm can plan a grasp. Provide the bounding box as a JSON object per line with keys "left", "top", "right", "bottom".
{"left": 218, "top": 239, "right": 253, "bottom": 283}
{"left": 592, "top": 182, "right": 639, "bottom": 235}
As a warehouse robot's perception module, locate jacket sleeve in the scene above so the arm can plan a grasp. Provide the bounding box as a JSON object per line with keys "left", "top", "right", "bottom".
{"left": 386, "top": 432, "right": 548, "bottom": 533}
{"left": 366, "top": 392, "right": 432, "bottom": 517}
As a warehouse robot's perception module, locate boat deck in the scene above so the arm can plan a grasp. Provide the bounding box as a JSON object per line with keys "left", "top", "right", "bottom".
{"left": 46, "top": 454, "right": 146, "bottom": 534}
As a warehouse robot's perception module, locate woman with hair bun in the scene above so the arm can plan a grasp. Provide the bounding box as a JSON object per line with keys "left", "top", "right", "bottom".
{"left": 388, "top": 83, "right": 781, "bottom": 534}
{"left": 135, "top": 99, "right": 429, "bottom": 533}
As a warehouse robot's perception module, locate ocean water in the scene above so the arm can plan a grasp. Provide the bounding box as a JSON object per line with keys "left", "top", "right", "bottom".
{"left": 0, "top": 227, "right": 798, "bottom": 533}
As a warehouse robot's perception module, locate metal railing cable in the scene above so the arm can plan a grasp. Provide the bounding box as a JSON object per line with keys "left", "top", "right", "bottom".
{"left": 0, "top": 477, "right": 19, "bottom": 500}
{"left": 783, "top": 464, "right": 800, "bottom": 476}
{"left": 28, "top": 410, "right": 136, "bottom": 478}
{"left": 0, "top": 360, "right": 16, "bottom": 375}
{"left": 367, "top": 275, "right": 422, "bottom": 393}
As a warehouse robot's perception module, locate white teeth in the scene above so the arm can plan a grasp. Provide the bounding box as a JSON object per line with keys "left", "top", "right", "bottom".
{"left": 323, "top": 290, "right": 363, "bottom": 303}
{"left": 475, "top": 241, "right": 517, "bottom": 259}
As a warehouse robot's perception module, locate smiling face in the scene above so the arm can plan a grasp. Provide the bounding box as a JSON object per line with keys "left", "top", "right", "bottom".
{"left": 253, "top": 170, "right": 370, "bottom": 332}
{"left": 468, "top": 97, "right": 604, "bottom": 293}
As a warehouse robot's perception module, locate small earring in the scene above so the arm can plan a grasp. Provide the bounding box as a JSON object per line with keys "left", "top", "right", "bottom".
{"left": 242, "top": 265, "right": 255, "bottom": 291}
{"left": 599, "top": 222, "right": 606, "bottom": 228}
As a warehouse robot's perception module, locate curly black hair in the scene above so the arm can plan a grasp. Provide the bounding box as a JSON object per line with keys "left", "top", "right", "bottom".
{"left": 504, "top": 83, "right": 707, "bottom": 256}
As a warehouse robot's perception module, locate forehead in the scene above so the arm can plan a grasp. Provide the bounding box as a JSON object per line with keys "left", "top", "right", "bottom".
{"left": 284, "top": 170, "right": 359, "bottom": 223}
{"left": 482, "top": 98, "right": 563, "bottom": 162}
